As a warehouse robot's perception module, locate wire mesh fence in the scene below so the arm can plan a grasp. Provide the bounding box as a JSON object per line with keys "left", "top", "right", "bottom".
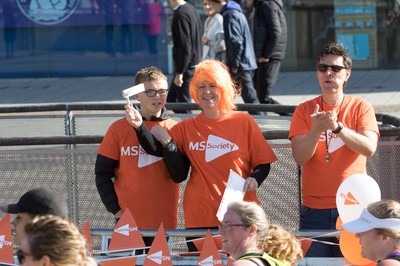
{"left": 0, "top": 104, "right": 399, "bottom": 255}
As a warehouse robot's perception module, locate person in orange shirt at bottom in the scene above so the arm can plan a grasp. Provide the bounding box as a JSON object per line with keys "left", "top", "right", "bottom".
{"left": 288, "top": 42, "right": 380, "bottom": 257}
{"left": 125, "top": 59, "right": 277, "bottom": 252}
{"left": 95, "top": 66, "right": 180, "bottom": 254}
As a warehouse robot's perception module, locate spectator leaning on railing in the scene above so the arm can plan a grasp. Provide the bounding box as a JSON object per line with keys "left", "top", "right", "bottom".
{"left": 288, "top": 42, "right": 380, "bottom": 258}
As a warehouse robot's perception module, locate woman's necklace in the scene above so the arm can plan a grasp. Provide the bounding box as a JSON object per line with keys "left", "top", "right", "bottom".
{"left": 321, "top": 94, "right": 345, "bottom": 163}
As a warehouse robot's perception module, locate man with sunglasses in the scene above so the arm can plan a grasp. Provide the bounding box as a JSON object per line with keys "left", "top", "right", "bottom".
{"left": 95, "top": 66, "right": 180, "bottom": 254}
{"left": 288, "top": 42, "right": 380, "bottom": 258}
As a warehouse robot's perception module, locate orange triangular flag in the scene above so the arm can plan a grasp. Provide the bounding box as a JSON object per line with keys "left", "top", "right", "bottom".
{"left": 143, "top": 223, "right": 172, "bottom": 266}
{"left": 108, "top": 209, "right": 145, "bottom": 252}
{"left": 81, "top": 220, "right": 93, "bottom": 256}
{"left": 0, "top": 214, "right": 14, "bottom": 265}
{"left": 197, "top": 230, "right": 224, "bottom": 266}
{"left": 99, "top": 256, "right": 137, "bottom": 266}
{"left": 299, "top": 238, "right": 312, "bottom": 257}
{"left": 193, "top": 234, "right": 222, "bottom": 251}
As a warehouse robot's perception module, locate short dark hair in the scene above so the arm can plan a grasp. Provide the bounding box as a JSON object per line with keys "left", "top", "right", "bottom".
{"left": 316, "top": 42, "right": 352, "bottom": 70}
{"left": 134, "top": 66, "right": 167, "bottom": 85}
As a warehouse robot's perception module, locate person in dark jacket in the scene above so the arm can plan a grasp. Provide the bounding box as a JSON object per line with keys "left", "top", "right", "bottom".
{"left": 243, "top": 0, "right": 255, "bottom": 37}
{"left": 254, "top": 0, "right": 287, "bottom": 104}
{"left": 167, "top": 0, "right": 202, "bottom": 113}
{"left": 208, "top": 0, "right": 262, "bottom": 115}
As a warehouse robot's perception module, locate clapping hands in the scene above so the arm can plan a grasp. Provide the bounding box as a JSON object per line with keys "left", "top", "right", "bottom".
{"left": 310, "top": 104, "right": 338, "bottom": 132}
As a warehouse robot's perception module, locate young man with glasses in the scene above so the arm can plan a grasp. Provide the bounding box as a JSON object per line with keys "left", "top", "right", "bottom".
{"left": 288, "top": 42, "right": 380, "bottom": 258}
{"left": 95, "top": 66, "right": 180, "bottom": 254}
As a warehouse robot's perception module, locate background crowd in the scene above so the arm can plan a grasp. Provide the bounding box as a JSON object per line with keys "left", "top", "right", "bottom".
{"left": 165, "top": 0, "right": 288, "bottom": 113}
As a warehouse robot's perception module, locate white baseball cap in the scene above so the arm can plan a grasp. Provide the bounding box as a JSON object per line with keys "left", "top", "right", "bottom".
{"left": 343, "top": 208, "right": 400, "bottom": 233}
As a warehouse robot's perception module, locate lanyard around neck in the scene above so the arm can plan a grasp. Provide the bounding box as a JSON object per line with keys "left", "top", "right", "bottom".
{"left": 321, "top": 94, "right": 345, "bottom": 163}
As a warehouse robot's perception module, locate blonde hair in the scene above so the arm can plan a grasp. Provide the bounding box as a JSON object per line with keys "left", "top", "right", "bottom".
{"left": 189, "top": 60, "right": 237, "bottom": 114}
{"left": 24, "top": 215, "right": 89, "bottom": 266}
{"left": 368, "top": 199, "right": 400, "bottom": 242}
{"left": 227, "top": 201, "right": 303, "bottom": 264}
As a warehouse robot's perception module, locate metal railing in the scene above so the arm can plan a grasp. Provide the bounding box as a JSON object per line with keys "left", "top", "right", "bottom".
{"left": 0, "top": 103, "right": 399, "bottom": 265}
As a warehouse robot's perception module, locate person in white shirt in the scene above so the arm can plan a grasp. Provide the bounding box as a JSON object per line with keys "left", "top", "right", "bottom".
{"left": 201, "top": 0, "right": 225, "bottom": 61}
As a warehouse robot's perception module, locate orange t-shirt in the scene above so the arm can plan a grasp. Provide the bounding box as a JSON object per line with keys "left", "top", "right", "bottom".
{"left": 169, "top": 112, "right": 277, "bottom": 228}
{"left": 98, "top": 118, "right": 179, "bottom": 229}
{"left": 288, "top": 95, "right": 380, "bottom": 209}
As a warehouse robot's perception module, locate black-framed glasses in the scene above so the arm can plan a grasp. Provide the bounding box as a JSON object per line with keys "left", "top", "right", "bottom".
{"left": 144, "top": 89, "right": 168, "bottom": 97}
{"left": 218, "top": 223, "right": 248, "bottom": 231}
{"left": 317, "top": 64, "right": 347, "bottom": 73}
{"left": 17, "top": 249, "right": 33, "bottom": 264}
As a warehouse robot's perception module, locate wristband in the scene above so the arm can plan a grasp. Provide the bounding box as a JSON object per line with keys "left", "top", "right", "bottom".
{"left": 333, "top": 122, "right": 344, "bottom": 134}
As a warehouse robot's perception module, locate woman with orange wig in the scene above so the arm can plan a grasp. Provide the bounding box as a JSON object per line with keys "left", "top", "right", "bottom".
{"left": 125, "top": 59, "right": 277, "bottom": 251}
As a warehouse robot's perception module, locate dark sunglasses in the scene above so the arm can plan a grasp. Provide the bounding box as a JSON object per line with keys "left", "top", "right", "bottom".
{"left": 17, "top": 249, "right": 33, "bottom": 264}
{"left": 317, "top": 64, "right": 347, "bottom": 73}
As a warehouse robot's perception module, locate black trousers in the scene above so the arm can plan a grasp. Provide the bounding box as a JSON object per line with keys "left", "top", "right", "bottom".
{"left": 232, "top": 69, "right": 265, "bottom": 115}
{"left": 232, "top": 69, "right": 259, "bottom": 104}
{"left": 167, "top": 67, "right": 196, "bottom": 113}
{"left": 255, "top": 59, "right": 281, "bottom": 103}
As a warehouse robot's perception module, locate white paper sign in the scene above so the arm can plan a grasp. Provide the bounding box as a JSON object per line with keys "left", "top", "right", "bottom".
{"left": 216, "top": 169, "right": 246, "bottom": 222}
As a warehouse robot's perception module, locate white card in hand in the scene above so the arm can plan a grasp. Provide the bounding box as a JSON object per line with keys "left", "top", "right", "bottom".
{"left": 216, "top": 169, "right": 246, "bottom": 222}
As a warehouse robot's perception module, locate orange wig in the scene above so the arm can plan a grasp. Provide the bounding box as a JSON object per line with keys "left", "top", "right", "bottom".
{"left": 189, "top": 60, "right": 237, "bottom": 114}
